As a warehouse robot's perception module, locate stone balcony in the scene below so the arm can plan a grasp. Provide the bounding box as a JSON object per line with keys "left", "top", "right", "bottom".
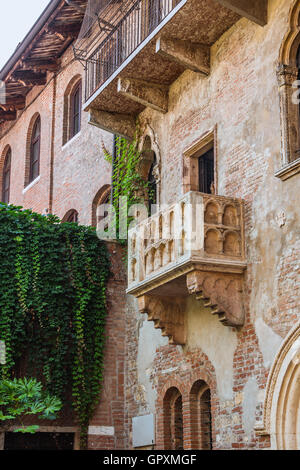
{"left": 127, "top": 191, "right": 246, "bottom": 344}
{"left": 84, "top": 0, "right": 268, "bottom": 137}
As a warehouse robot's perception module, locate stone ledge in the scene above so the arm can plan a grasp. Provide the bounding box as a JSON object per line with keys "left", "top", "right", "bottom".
{"left": 275, "top": 157, "right": 300, "bottom": 181}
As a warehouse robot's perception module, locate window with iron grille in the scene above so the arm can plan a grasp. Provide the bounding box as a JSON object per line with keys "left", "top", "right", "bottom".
{"left": 163, "top": 387, "right": 184, "bottom": 450}
{"left": 29, "top": 117, "right": 41, "bottom": 184}
{"left": 2, "top": 148, "right": 11, "bottom": 204}
{"left": 190, "top": 380, "right": 213, "bottom": 450}
{"left": 70, "top": 82, "right": 82, "bottom": 139}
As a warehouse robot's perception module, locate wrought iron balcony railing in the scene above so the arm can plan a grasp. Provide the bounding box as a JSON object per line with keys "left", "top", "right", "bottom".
{"left": 85, "top": 0, "right": 181, "bottom": 101}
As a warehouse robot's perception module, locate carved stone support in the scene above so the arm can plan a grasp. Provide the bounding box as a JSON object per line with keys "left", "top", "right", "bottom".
{"left": 118, "top": 78, "right": 168, "bottom": 113}
{"left": 138, "top": 295, "right": 186, "bottom": 345}
{"left": 215, "top": 0, "right": 268, "bottom": 26}
{"left": 186, "top": 270, "right": 245, "bottom": 327}
{"left": 276, "top": 64, "right": 300, "bottom": 166}
{"left": 89, "top": 107, "right": 136, "bottom": 139}
{"left": 156, "top": 37, "right": 210, "bottom": 75}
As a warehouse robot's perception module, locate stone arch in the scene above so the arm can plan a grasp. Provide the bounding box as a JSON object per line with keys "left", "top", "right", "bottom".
{"left": 62, "top": 74, "right": 82, "bottom": 145}
{"left": 277, "top": 0, "right": 300, "bottom": 168}
{"left": 279, "top": 0, "right": 300, "bottom": 67}
{"left": 223, "top": 230, "right": 241, "bottom": 256}
{"left": 25, "top": 112, "right": 40, "bottom": 187}
{"left": 91, "top": 184, "right": 111, "bottom": 226}
{"left": 257, "top": 320, "right": 300, "bottom": 449}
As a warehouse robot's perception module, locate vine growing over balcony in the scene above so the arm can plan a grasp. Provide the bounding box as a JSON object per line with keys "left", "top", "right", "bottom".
{"left": 103, "top": 133, "right": 153, "bottom": 242}
{"left": 0, "top": 203, "right": 110, "bottom": 448}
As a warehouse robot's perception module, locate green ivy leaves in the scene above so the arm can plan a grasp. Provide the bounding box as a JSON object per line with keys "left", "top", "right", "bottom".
{"left": 0, "top": 203, "right": 110, "bottom": 448}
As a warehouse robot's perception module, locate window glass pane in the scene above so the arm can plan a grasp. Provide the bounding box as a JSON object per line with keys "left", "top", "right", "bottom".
{"left": 30, "top": 117, "right": 40, "bottom": 183}
{"left": 70, "top": 83, "right": 81, "bottom": 138}
{"left": 2, "top": 151, "right": 11, "bottom": 203}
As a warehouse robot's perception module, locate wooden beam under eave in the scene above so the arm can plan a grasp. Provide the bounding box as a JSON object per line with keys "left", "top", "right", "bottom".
{"left": 0, "top": 110, "right": 16, "bottom": 121}
{"left": 156, "top": 37, "right": 210, "bottom": 75}
{"left": 1, "top": 96, "right": 26, "bottom": 110}
{"left": 117, "top": 78, "right": 169, "bottom": 114}
{"left": 215, "top": 0, "right": 268, "bottom": 26}
{"left": 22, "top": 59, "right": 61, "bottom": 73}
{"left": 13, "top": 70, "right": 47, "bottom": 87}
{"left": 89, "top": 108, "right": 136, "bottom": 140}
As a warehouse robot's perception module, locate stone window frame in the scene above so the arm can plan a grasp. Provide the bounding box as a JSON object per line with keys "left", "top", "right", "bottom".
{"left": 182, "top": 127, "right": 218, "bottom": 195}
{"left": 91, "top": 184, "right": 112, "bottom": 227}
{"left": 62, "top": 75, "right": 82, "bottom": 146}
{"left": 275, "top": 0, "right": 300, "bottom": 181}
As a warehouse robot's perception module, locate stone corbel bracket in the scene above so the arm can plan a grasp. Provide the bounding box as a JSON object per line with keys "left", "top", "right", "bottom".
{"left": 138, "top": 295, "right": 187, "bottom": 345}
{"left": 186, "top": 270, "right": 245, "bottom": 327}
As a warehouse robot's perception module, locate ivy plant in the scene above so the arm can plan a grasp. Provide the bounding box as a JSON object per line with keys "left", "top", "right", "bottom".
{"left": 103, "top": 134, "right": 152, "bottom": 242}
{"left": 0, "top": 203, "right": 110, "bottom": 448}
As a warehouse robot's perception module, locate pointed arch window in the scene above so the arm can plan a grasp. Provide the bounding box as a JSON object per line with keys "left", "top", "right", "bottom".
{"left": 2, "top": 148, "right": 11, "bottom": 204}
{"left": 29, "top": 116, "right": 41, "bottom": 183}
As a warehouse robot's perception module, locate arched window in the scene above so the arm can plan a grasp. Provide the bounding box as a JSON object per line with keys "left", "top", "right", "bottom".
{"left": 62, "top": 209, "right": 79, "bottom": 223}
{"left": 189, "top": 380, "right": 213, "bottom": 450}
{"left": 29, "top": 116, "right": 41, "bottom": 183}
{"left": 2, "top": 148, "right": 11, "bottom": 204}
{"left": 69, "top": 81, "right": 82, "bottom": 139}
{"left": 63, "top": 77, "right": 82, "bottom": 145}
{"left": 91, "top": 185, "right": 111, "bottom": 227}
{"left": 163, "top": 387, "right": 184, "bottom": 450}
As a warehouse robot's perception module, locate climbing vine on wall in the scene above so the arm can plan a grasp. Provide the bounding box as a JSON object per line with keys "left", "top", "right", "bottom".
{"left": 103, "top": 133, "right": 152, "bottom": 241}
{"left": 0, "top": 203, "right": 110, "bottom": 447}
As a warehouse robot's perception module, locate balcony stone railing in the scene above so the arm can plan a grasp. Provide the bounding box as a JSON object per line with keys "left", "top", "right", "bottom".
{"left": 127, "top": 191, "right": 247, "bottom": 344}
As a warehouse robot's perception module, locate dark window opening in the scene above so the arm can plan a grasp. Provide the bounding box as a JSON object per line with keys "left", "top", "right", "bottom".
{"left": 200, "top": 388, "right": 213, "bottom": 450}
{"left": 64, "top": 210, "right": 79, "bottom": 223}
{"left": 70, "top": 82, "right": 82, "bottom": 139}
{"left": 174, "top": 395, "right": 184, "bottom": 450}
{"left": 29, "top": 117, "right": 41, "bottom": 184}
{"left": 198, "top": 148, "right": 214, "bottom": 194}
{"left": 148, "top": 153, "right": 157, "bottom": 213}
{"left": 4, "top": 432, "right": 74, "bottom": 450}
{"left": 2, "top": 149, "right": 11, "bottom": 204}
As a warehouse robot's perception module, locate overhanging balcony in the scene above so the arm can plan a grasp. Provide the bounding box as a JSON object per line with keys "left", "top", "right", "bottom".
{"left": 84, "top": 0, "right": 268, "bottom": 137}
{"left": 127, "top": 191, "right": 247, "bottom": 344}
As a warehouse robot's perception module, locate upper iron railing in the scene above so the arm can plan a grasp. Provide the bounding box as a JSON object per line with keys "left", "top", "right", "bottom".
{"left": 85, "top": 0, "right": 181, "bottom": 101}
